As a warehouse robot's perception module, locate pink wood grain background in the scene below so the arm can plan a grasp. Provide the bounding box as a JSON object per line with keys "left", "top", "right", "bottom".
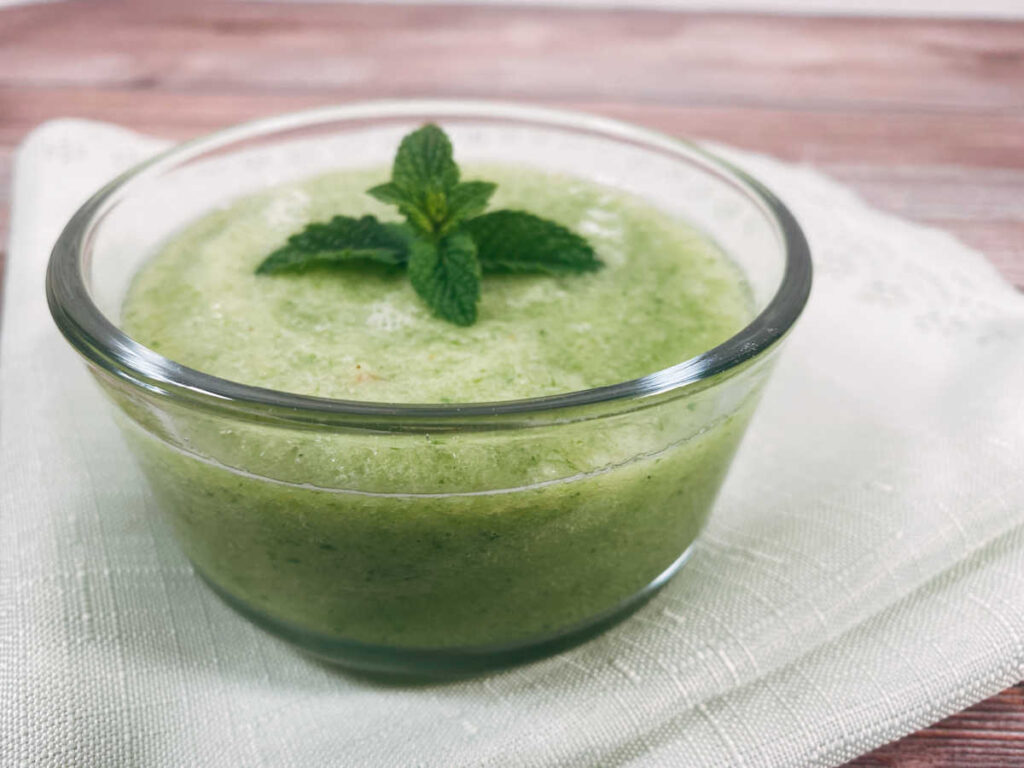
{"left": 1, "top": 2, "right": 1022, "bottom": 765}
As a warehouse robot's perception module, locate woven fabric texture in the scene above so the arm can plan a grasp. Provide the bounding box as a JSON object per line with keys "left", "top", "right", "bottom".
{"left": 2, "top": 120, "right": 1023, "bottom": 767}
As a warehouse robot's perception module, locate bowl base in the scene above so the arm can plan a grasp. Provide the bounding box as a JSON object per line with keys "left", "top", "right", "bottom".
{"left": 196, "top": 544, "right": 695, "bottom": 679}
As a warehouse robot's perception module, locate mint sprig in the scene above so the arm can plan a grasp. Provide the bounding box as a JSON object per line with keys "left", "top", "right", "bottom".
{"left": 256, "top": 123, "right": 602, "bottom": 325}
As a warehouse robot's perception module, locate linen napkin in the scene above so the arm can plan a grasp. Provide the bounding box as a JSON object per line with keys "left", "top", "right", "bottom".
{"left": 3, "top": 119, "right": 1023, "bottom": 768}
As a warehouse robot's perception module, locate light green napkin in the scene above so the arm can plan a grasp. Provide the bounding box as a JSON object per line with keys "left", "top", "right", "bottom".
{"left": 3, "top": 119, "right": 1023, "bottom": 767}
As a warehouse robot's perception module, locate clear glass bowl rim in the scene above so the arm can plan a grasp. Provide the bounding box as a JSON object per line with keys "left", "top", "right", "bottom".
{"left": 46, "top": 100, "right": 812, "bottom": 427}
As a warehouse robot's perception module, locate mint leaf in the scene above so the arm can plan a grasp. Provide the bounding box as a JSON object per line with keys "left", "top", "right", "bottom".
{"left": 257, "top": 247, "right": 402, "bottom": 274}
{"left": 367, "top": 182, "right": 434, "bottom": 234}
{"left": 464, "top": 210, "right": 602, "bottom": 274}
{"left": 256, "top": 215, "right": 411, "bottom": 274}
{"left": 392, "top": 123, "right": 459, "bottom": 196}
{"left": 440, "top": 181, "right": 497, "bottom": 233}
{"left": 365, "top": 181, "right": 413, "bottom": 207}
{"left": 407, "top": 231, "right": 481, "bottom": 326}
{"left": 371, "top": 178, "right": 496, "bottom": 238}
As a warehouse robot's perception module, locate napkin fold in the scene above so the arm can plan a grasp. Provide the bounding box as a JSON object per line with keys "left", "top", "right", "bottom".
{"left": 2, "top": 119, "right": 1023, "bottom": 768}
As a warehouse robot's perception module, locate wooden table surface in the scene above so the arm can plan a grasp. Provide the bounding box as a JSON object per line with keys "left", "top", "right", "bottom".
{"left": 2, "top": 2, "right": 1022, "bottom": 765}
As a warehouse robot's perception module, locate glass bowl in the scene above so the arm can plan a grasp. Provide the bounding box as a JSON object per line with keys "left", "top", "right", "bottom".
{"left": 46, "top": 101, "right": 811, "bottom": 675}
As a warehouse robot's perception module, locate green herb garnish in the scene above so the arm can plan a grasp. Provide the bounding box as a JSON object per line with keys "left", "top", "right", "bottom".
{"left": 256, "top": 124, "right": 602, "bottom": 326}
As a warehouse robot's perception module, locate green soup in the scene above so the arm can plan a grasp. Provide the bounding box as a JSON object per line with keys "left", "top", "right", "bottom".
{"left": 117, "top": 166, "right": 759, "bottom": 653}
{"left": 122, "top": 167, "right": 750, "bottom": 402}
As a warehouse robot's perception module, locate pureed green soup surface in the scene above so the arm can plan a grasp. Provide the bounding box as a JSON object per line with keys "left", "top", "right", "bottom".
{"left": 122, "top": 166, "right": 750, "bottom": 402}
{"left": 118, "top": 165, "right": 758, "bottom": 650}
